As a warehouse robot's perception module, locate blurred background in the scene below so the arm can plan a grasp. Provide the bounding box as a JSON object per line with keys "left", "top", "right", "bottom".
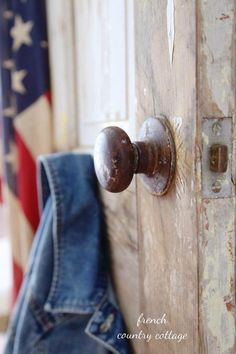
{"left": 0, "top": 1, "right": 135, "bottom": 351}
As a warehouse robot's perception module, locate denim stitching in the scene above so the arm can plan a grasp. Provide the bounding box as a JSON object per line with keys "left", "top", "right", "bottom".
{"left": 52, "top": 161, "right": 66, "bottom": 307}
{"left": 40, "top": 158, "right": 62, "bottom": 308}
{"left": 41, "top": 155, "right": 108, "bottom": 311}
{"left": 29, "top": 296, "right": 54, "bottom": 332}
{"left": 49, "top": 159, "right": 64, "bottom": 304}
{"left": 85, "top": 298, "right": 128, "bottom": 354}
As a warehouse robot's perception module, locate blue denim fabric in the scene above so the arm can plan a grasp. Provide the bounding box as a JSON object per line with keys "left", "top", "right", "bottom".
{"left": 4, "top": 153, "right": 130, "bottom": 354}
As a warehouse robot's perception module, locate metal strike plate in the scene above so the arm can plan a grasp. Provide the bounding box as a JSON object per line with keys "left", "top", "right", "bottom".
{"left": 209, "top": 144, "right": 228, "bottom": 173}
{"left": 202, "top": 117, "right": 233, "bottom": 198}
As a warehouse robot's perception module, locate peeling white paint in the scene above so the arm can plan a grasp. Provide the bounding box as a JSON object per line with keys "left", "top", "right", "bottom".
{"left": 171, "top": 116, "right": 182, "bottom": 130}
{"left": 167, "top": 0, "right": 175, "bottom": 65}
{"left": 201, "top": 199, "right": 235, "bottom": 352}
{"left": 201, "top": 1, "right": 234, "bottom": 115}
{"left": 202, "top": 132, "right": 209, "bottom": 146}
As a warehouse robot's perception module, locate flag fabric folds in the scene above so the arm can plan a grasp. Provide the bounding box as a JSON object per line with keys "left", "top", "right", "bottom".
{"left": 0, "top": 0, "right": 52, "bottom": 302}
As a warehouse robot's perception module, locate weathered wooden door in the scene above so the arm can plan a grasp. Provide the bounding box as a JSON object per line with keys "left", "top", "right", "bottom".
{"left": 101, "top": 1, "right": 236, "bottom": 353}
{"left": 47, "top": 1, "right": 236, "bottom": 353}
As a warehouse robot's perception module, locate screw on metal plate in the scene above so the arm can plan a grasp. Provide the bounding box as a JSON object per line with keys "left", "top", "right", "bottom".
{"left": 211, "top": 180, "right": 222, "bottom": 193}
{"left": 212, "top": 121, "right": 222, "bottom": 136}
{"left": 202, "top": 117, "right": 233, "bottom": 198}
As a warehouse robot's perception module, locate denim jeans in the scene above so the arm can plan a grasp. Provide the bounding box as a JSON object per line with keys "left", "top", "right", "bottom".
{"left": 4, "top": 153, "right": 130, "bottom": 354}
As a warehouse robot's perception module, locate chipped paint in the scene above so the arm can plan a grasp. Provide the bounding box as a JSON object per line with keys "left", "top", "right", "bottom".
{"left": 200, "top": 1, "right": 234, "bottom": 116}
{"left": 166, "top": 0, "right": 175, "bottom": 65}
{"left": 201, "top": 198, "right": 235, "bottom": 352}
{"left": 202, "top": 132, "right": 209, "bottom": 146}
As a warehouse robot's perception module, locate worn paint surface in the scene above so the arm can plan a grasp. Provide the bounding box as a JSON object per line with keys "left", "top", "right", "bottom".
{"left": 171, "top": 116, "right": 188, "bottom": 202}
{"left": 200, "top": 199, "right": 235, "bottom": 353}
{"left": 199, "top": 1, "right": 234, "bottom": 117}
{"left": 48, "top": 0, "right": 236, "bottom": 353}
{"left": 166, "top": 0, "right": 175, "bottom": 65}
{"left": 47, "top": 0, "right": 77, "bottom": 150}
{"left": 198, "top": 0, "right": 236, "bottom": 353}
{"left": 136, "top": 0, "right": 199, "bottom": 353}
{"left": 101, "top": 183, "right": 140, "bottom": 354}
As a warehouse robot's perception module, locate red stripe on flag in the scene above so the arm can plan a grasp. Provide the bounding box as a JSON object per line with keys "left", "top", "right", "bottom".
{"left": 15, "top": 130, "right": 39, "bottom": 232}
{"left": 44, "top": 90, "right": 51, "bottom": 105}
{"left": 12, "top": 259, "right": 23, "bottom": 305}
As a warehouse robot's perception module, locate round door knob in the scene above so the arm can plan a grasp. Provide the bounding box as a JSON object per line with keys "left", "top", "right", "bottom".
{"left": 94, "top": 116, "right": 176, "bottom": 195}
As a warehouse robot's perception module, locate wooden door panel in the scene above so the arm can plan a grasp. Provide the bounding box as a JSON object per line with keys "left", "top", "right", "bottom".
{"left": 101, "top": 182, "right": 140, "bottom": 354}
{"left": 135, "top": 1, "right": 199, "bottom": 353}
{"left": 198, "top": 1, "right": 236, "bottom": 353}
{"left": 134, "top": 0, "right": 236, "bottom": 353}
{"left": 47, "top": 1, "right": 236, "bottom": 353}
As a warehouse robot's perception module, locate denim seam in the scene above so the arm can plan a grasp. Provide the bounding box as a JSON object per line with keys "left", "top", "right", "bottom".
{"left": 32, "top": 313, "right": 84, "bottom": 352}
{"left": 29, "top": 295, "right": 54, "bottom": 332}
{"left": 36, "top": 157, "right": 44, "bottom": 214}
{"left": 49, "top": 159, "right": 65, "bottom": 303}
{"left": 40, "top": 158, "right": 62, "bottom": 308}
{"left": 37, "top": 157, "right": 52, "bottom": 213}
{"left": 40, "top": 155, "right": 108, "bottom": 312}
{"left": 45, "top": 291, "right": 107, "bottom": 315}
{"left": 85, "top": 330, "right": 120, "bottom": 354}
{"left": 85, "top": 296, "right": 128, "bottom": 354}
{"left": 85, "top": 302, "right": 120, "bottom": 354}
{"left": 33, "top": 311, "right": 81, "bottom": 337}
{"left": 41, "top": 160, "right": 106, "bottom": 310}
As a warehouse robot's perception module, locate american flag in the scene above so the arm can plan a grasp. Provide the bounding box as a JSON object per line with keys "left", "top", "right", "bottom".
{"left": 0, "top": 0, "right": 52, "bottom": 302}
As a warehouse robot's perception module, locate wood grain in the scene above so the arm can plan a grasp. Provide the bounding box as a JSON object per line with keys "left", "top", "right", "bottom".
{"left": 101, "top": 181, "right": 141, "bottom": 354}
{"left": 134, "top": 0, "right": 199, "bottom": 353}
{"left": 52, "top": 0, "right": 236, "bottom": 352}
{"left": 46, "top": 0, "right": 77, "bottom": 151}
{"left": 197, "top": 1, "right": 236, "bottom": 353}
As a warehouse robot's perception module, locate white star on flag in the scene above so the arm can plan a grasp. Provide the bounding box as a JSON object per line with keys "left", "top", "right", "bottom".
{"left": 12, "top": 69, "right": 27, "bottom": 94}
{"left": 10, "top": 15, "right": 34, "bottom": 51}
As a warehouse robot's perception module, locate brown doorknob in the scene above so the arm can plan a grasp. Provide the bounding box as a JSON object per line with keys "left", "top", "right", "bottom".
{"left": 94, "top": 116, "right": 176, "bottom": 195}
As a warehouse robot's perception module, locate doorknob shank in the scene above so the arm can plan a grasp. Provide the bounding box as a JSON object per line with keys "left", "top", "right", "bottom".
{"left": 94, "top": 116, "right": 176, "bottom": 195}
